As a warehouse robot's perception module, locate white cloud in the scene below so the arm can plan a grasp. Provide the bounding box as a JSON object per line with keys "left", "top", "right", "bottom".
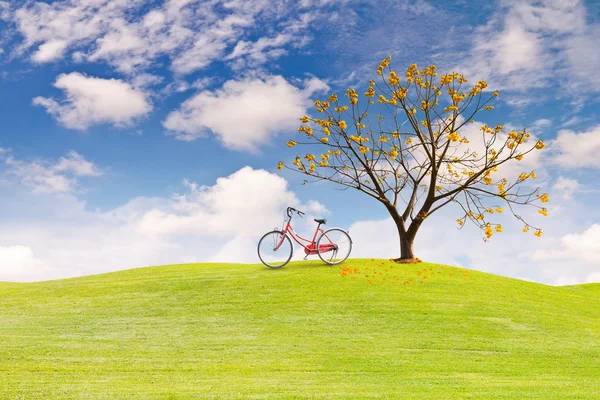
{"left": 33, "top": 72, "right": 152, "bottom": 130}
{"left": 163, "top": 75, "right": 328, "bottom": 151}
{"left": 7, "top": 0, "right": 325, "bottom": 76}
{"left": 171, "top": 15, "right": 252, "bottom": 75}
{"left": 561, "top": 24, "right": 600, "bottom": 91}
{"left": 550, "top": 125, "right": 600, "bottom": 168}
{"left": 460, "top": 0, "right": 600, "bottom": 93}
{"left": 0, "top": 165, "right": 327, "bottom": 282}
{"left": 227, "top": 34, "right": 292, "bottom": 68}
{"left": 2, "top": 150, "right": 102, "bottom": 194}
{"left": 552, "top": 176, "right": 580, "bottom": 200}
{"left": 130, "top": 73, "right": 164, "bottom": 88}
{"left": 530, "top": 118, "right": 552, "bottom": 132}
{"left": 587, "top": 272, "right": 600, "bottom": 283}
{"left": 225, "top": 12, "right": 316, "bottom": 70}
{"left": 560, "top": 224, "right": 600, "bottom": 264}
{"left": 553, "top": 275, "right": 581, "bottom": 286}
{"left": 31, "top": 39, "right": 68, "bottom": 63}
{"left": 0, "top": 245, "right": 49, "bottom": 282}
{"left": 532, "top": 224, "right": 600, "bottom": 266}
{"left": 137, "top": 167, "right": 301, "bottom": 236}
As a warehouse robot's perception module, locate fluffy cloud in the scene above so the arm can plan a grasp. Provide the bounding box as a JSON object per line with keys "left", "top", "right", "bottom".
{"left": 587, "top": 272, "right": 600, "bottom": 284}
{"left": 550, "top": 125, "right": 600, "bottom": 168}
{"left": 7, "top": 0, "right": 323, "bottom": 75}
{"left": 531, "top": 224, "right": 600, "bottom": 282}
{"left": 460, "top": 0, "right": 600, "bottom": 93}
{"left": 0, "top": 245, "right": 49, "bottom": 282}
{"left": 2, "top": 150, "right": 102, "bottom": 194}
{"left": 31, "top": 39, "right": 69, "bottom": 63}
{"left": 136, "top": 167, "right": 300, "bottom": 236}
{"left": 0, "top": 165, "right": 327, "bottom": 282}
{"left": 163, "top": 76, "right": 328, "bottom": 151}
{"left": 33, "top": 72, "right": 152, "bottom": 130}
{"left": 225, "top": 12, "right": 316, "bottom": 70}
{"left": 552, "top": 176, "right": 580, "bottom": 200}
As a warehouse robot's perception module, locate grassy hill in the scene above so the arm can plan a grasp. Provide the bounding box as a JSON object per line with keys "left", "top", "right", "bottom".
{"left": 0, "top": 259, "right": 598, "bottom": 399}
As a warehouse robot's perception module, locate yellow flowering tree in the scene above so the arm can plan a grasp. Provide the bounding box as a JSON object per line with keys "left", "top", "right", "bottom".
{"left": 278, "top": 57, "right": 549, "bottom": 262}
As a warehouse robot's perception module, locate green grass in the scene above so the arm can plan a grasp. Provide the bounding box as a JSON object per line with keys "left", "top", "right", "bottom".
{"left": 1, "top": 259, "right": 599, "bottom": 399}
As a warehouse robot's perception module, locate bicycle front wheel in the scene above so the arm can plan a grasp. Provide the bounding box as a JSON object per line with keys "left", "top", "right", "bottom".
{"left": 317, "top": 228, "right": 352, "bottom": 266}
{"left": 257, "top": 230, "right": 293, "bottom": 268}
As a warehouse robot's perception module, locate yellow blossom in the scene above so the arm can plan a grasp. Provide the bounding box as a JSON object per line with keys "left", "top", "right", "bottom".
{"left": 538, "top": 208, "right": 548, "bottom": 216}
{"left": 338, "top": 120, "right": 347, "bottom": 129}
{"left": 495, "top": 225, "right": 502, "bottom": 233}
{"left": 287, "top": 140, "right": 296, "bottom": 147}
{"left": 485, "top": 224, "right": 493, "bottom": 239}
{"left": 447, "top": 131, "right": 460, "bottom": 142}
{"left": 321, "top": 137, "right": 329, "bottom": 143}
{"left": 534, "top": 230, "right": 542, "bottom": 237}
{"left": 540, "top": 193, "right": 549, "bottom": 203}
{"left": 388, "top": 71, "right": 400, "bottom": 86}
{"left": 277, "top": 162, "right": 284, "bottom": 170}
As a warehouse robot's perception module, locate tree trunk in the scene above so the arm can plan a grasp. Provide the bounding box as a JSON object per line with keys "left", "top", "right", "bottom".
{"left": 399, "top": 233, "right": 416, "bottom": 260}
{"left": 384, "top": 203, "right": 419, "bottom": 262}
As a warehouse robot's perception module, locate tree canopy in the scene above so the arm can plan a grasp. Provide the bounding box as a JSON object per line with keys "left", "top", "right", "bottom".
{"left": 279, "top": 57, "right": 549, "bottom": 261}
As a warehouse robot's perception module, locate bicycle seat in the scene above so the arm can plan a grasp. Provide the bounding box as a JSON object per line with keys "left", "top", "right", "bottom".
{"left": 314, "top": 218, "right": 327, "bottom": 225}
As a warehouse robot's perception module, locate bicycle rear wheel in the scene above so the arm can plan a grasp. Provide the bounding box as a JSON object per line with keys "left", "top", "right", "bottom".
{"left": 317, "top": 228, "right": 352, "bottom": 265}
{"left": 257, "top": 230, "right": 293, "bottom": 268}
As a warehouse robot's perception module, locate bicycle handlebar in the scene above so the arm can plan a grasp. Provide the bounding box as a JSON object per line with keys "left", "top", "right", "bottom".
{"left": 286, "top": 206, "right": 305, "bottom": 218}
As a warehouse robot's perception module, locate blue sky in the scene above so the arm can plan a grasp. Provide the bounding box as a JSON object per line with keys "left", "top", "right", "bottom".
{"left": 0, "top": 0, "right": 599, "bottom": 283}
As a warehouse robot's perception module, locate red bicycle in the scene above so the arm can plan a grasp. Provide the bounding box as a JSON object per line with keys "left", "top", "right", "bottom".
{"left": 257, "top": 207, "right": 352, "bottom": 268}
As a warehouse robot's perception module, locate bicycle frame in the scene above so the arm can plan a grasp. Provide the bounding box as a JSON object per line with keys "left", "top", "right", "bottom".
{"left": 275, "top": 218, "right": 337, "bottom": 256}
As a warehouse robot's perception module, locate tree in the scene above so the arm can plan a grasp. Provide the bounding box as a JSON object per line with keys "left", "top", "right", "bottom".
{"left": 278, "top": 57, "right": 550, "bottom": 262}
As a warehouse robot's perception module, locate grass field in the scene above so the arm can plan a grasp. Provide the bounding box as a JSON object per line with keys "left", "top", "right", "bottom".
{"left": 1, "top": 259, "right": 599, "bottom": 399}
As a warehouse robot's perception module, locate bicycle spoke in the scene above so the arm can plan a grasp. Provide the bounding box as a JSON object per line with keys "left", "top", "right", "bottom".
{"left": 258, "top": 231, "right": 293, "bottom": 268}
{"left": 317, "top": 228, "right": 352, "bottom": 265}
